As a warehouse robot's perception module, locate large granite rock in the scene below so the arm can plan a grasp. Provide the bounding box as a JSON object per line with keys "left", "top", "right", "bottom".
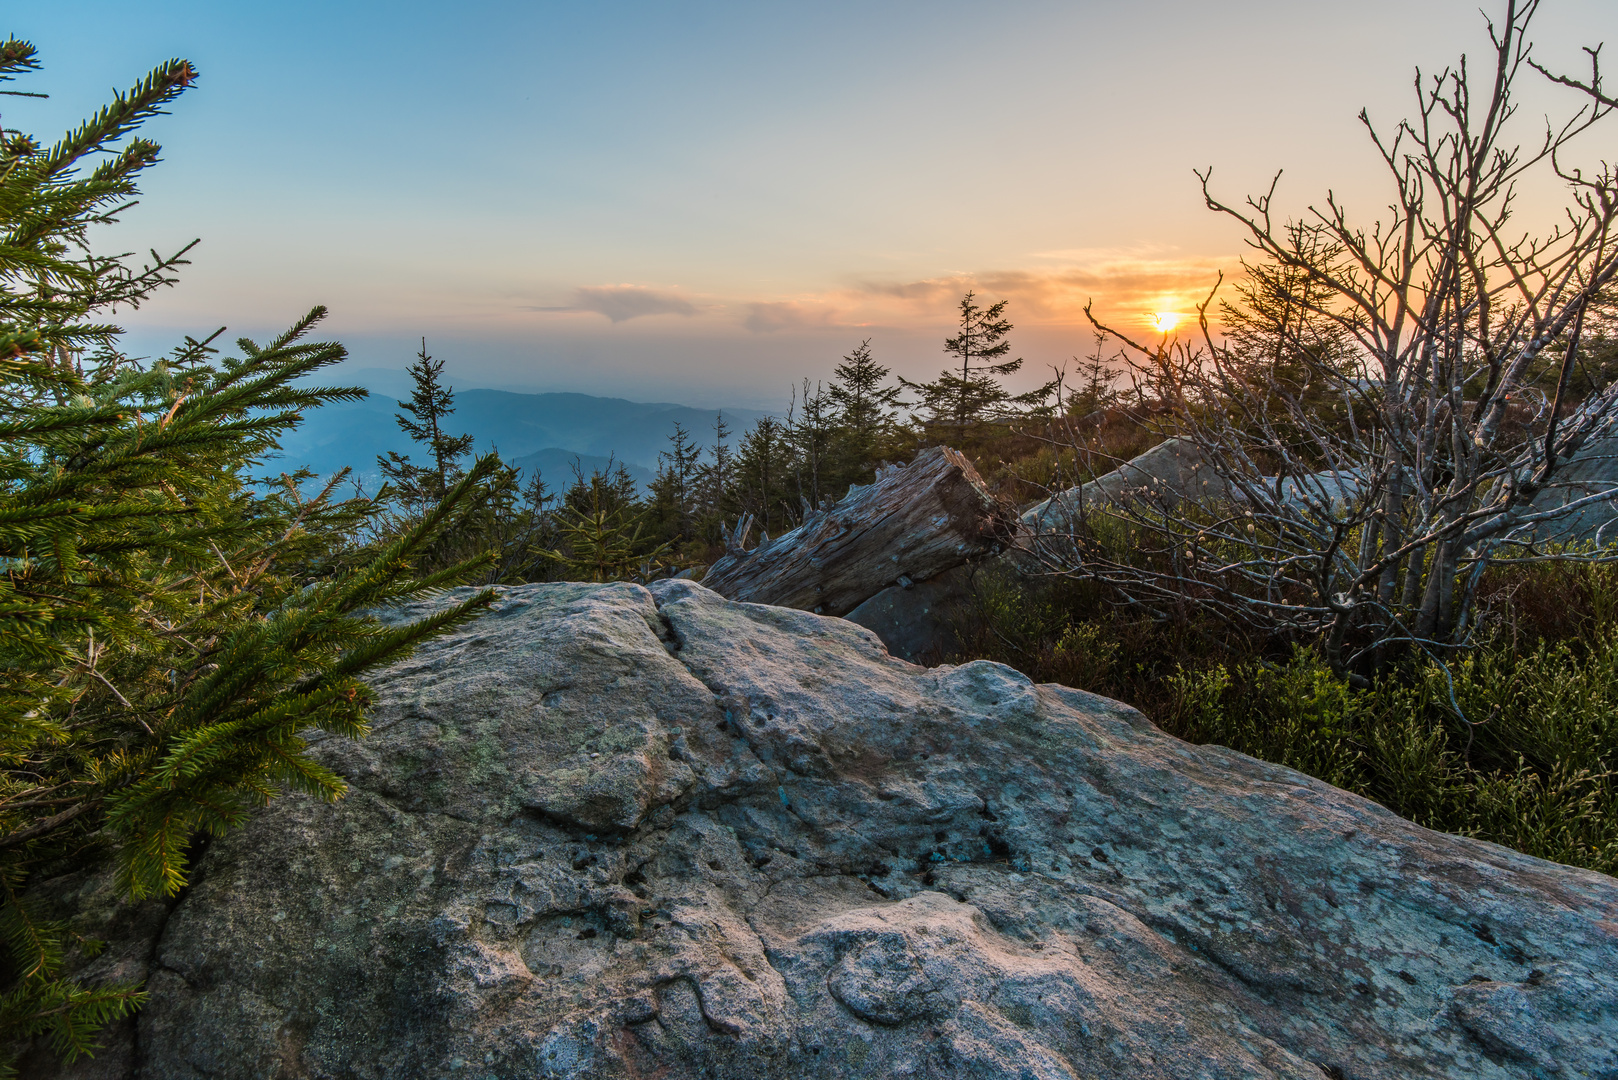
{"left": 1024, "top": 434, "right": 1618, "bottom": 547}
{"left": 32, "top": 582, "right": 1618, "bottom": 1079}
{"left": 1527, "top": 434, "right": 1618, "bottom": 545}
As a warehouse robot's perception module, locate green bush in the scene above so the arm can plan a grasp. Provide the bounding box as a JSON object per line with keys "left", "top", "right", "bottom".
{"left": 0, "top": 41, "right": 499, "bottom": 1071}
{"left": 950, "top": 564, "right": 1618, "bottom": 875}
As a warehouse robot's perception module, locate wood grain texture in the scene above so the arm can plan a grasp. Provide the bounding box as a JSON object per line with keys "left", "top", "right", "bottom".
{"left": 701, "top": 445, "right": 1015, "bottom": 615}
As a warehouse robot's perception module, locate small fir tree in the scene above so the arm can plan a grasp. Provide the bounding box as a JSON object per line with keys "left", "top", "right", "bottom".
{"left": 734, "top": 415, "right": 796, "bottom": 537}
{"left": 649, "top": 421, "right": 702, "bottom": 544}
{"left": 697, "top": 413, "right": 737, "bottom": 537}
{"left": 825, "top": 338, "right": 901, "bottom": 488}
{"left": 788, "top": 380, "right": 835, "bottom": 512}
{"left": 545, "top": 461, "right": 665, "bottom": 581}
{"left": 376, "top": 338, "right": 475, "bottom": 509}
{"left": 901, "top": 291, "right": 1055, "bottom": 446}
{"left": 1066, "top": 333, "right": 1122, "bottom": 418}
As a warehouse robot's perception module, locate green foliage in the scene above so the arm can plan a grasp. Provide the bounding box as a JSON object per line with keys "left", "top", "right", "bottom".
{"left": 0, "top": 44, "right": 499, "bottom": 1072}
{"left": 485, "top": 312, "right": 1067, "bottom": 572}
{"left": 0, "top": 42, "right": 197, "bottom": 354}
{"left": 787, "top": 380, "right": 836, "bottom": 512}
{"left": 825, "top": 338, "right": 903, "bottom": 490}
{"left": 949, "top": 562, "right": 1618, "bottom": 875}
{"left": 901, "top": 291, "right": 1056, "bottom": 447}
{"left": 376, "top": 337, "right": 476, "bottom": 511}
{"left": 1159, "top": 638, "right": 1618, "bottom": 873}
{"left": 649, "top": 421, "right": 702, "bottom": 545}
{"left": 732, "top": 414, "right": 796, "bottom": 538}
{"left": 544, "top": 460, "right": 668, "bottom": 582}
{"left": 698, "top": 413, "right": 738, "bottom": 532}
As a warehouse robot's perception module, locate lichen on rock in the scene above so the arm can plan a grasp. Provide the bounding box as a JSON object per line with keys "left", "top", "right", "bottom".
{"left": 26, "top": 581, "right": 1618, "bottom": 1079}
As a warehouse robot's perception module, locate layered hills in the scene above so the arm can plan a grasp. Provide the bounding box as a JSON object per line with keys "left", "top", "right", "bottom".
{"left": 271, "top": 378, "right": 767, "bottom": 489}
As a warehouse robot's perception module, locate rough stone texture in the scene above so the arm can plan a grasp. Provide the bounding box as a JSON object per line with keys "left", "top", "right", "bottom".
{"left": 1527, "top": 434, "right": 1618, "bottom": 544}
{"left": 843, "top": 565, "right": 971, "bottom": 663}
{"left": 31, "top": 581, "right": 1618, "bottom": 1080}
{"left": 1024, "top": 435, "right": 1618, "bottom": 547}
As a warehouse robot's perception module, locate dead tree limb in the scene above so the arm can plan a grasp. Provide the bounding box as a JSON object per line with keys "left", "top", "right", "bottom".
{"left": 702, "top": 445, "right": 1015, "bottom": 615}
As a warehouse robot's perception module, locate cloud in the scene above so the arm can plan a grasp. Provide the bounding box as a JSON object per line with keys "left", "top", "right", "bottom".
{"left": 563, "top": 285, "right": 698, "bottom": 323}
{"left": 516, "top": 253, "right": 1238, "bottom": 340}
{"left": 851, "top": 255, "right": 1234, "bottom": 331}
{"left": 857, "top": 279, "right": 962, "bottom": 304}
{"left": 743, "top": 301, "right": 847, "bottom": 334}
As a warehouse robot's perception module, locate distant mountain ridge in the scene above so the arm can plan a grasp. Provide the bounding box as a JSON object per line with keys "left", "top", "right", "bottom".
{"left": 271, "top": 386, "right": 768, "bottom": 490}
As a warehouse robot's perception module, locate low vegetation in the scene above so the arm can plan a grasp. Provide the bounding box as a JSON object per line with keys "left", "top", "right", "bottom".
{"left": 950, "top": 559, "right": 1618, "bottom": 875}
{"left": 6, "top": 2, "right": 1618, "bottom": 1071}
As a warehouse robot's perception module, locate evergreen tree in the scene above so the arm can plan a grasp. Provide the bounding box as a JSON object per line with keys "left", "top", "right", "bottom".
{"left": 697, "top": 413, "right": 737, "bottom": 537}
{"left": 482, "top": 466, "right": 557, "bottom": 583}
{"left": 376, "top": 338, "right": 475, "bottom": 509}
{"left": 901, "top": 291, "right": 1055, "bottom": 445}
{"left": 1065, "top": 333, "right": 1122, "bottom": 418}
{"left": 1220, "top": 258, "right": 1356, "bottom": 394}
{"left": 788, "top": 380, "right": 835, "bottom": 512}
{"left": 0, "top": 43, "right": 498, "bottom": 1071}
{"left": 545, "top": 460, "right": 664, "bottom": 581}
{"left": 734, "top": 415, "right": 795, "bottom": 537}
{"left": 649, "top": 421, "right": 702, "bottom": 545}
{"left": 1216, "top": 256, "right": 1362, "bottom": 461}
{"left": 825, "top": 338, "right": 900, "bottom": 489}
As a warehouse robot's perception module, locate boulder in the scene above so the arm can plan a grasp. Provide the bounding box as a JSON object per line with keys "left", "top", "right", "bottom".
{"left": 1022, "top": 437, "right": 1227, "bottom": 535}
{"left": 843, "top": 565, "right": 972, "bottom": 663}
{"left": 1024, "top": 434, "right": 1618, "bottom": 546}
{"left": 1527, "top": 434, "right": 1618, "bottom": 545}
{"left": 29, "top": 581, "right": 1618, "bottom": 1080}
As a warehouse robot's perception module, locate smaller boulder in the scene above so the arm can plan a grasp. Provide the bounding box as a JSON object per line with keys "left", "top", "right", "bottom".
{"left": 843, "top": 565, "right": 973, "bottom": 663}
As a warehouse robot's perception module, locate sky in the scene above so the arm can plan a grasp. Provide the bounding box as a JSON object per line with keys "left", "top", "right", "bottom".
{"left": 9, "top": 0, "right": 1618, "bottom": 409}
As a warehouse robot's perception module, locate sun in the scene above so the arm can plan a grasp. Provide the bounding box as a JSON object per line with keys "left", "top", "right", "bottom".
{"left": 1153, "top": 312, "right": 1180, "bottom": 334}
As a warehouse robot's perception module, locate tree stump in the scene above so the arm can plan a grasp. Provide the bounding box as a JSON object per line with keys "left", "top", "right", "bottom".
{"left": 702, "top": 445, "right": 1015, "bottom": 616}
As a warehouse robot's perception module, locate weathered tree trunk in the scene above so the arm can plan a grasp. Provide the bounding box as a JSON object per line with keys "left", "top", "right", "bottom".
{"left": 702, "top": 445, "right": 1015, "bottom": 616}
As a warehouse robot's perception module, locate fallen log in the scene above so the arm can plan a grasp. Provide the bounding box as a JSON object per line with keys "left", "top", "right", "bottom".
{"left": 702, "top": 445, "right": 1015, "bottom": 616}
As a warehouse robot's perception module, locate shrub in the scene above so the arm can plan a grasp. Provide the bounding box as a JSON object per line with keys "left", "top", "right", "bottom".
{"left": 949, "top": 562, "right": 1618, "bottom": 875}
{"left": 0, "top": 42, "right": 499, "bottom": 1071}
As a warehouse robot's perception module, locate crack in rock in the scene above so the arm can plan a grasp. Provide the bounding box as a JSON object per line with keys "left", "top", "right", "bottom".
{"left": 23, "top": 581, "right": 1618, "bottom": 1080}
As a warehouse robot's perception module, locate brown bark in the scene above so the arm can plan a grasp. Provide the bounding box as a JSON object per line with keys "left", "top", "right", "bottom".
{"left": 702, "top": 445, "right": 1015, "bottom": 616}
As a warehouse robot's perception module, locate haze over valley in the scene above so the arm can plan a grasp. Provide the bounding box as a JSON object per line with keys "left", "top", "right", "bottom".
{"left": 275, "top": 370, "right": 765, "bottom": 490}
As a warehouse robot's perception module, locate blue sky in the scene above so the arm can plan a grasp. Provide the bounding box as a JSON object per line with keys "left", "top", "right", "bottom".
{"left": 10, "top": 1, "right": 1618, "bottom": 407}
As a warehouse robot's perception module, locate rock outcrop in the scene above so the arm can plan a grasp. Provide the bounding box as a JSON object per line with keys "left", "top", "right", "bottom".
{"left": 1526, "top": 434, "right": 1618, "bottom": 544}
{"left": 1021, "top": 437, "right": 1226, "bottom": 536}
{"left": 844, "top": 440, "right": 1223, "bottom": 661}
{"left": 30, "top": 581, "right": 1618, "bottom": 1079}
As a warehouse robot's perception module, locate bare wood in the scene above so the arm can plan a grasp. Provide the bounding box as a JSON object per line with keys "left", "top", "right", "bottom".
{"left": 702, "top": 445, "right": 1015, "bottom": 616}
{"left": 1009, "top": 4, "right": 1618, "bottom": 688}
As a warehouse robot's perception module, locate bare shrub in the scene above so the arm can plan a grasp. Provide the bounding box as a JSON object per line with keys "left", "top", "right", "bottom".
{"left": 1030, "top": 1, "right": 1618, "bottom": 686}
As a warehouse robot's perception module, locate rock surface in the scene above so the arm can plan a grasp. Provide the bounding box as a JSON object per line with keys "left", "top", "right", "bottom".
{"left": 32, "top": 581, "right": 1618, "bottom": 1080}
{"left": 843, "top": 565, "right": 972, "bottom": 663}
{"left": 1021, "top": 437, "right": 1226, "bottom": 535}
{"left": 1024, "top": 434, "right": 1618, "bottom": 547}
{"left": 1527, "top": 434, "right": 1618, "bottom": 544}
